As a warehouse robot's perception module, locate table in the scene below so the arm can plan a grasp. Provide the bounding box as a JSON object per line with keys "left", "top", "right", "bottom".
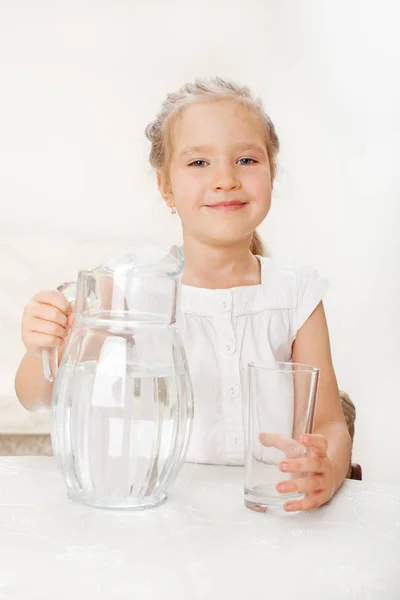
{"left": 0, "top": 457, "right": 399, "bottom": 599}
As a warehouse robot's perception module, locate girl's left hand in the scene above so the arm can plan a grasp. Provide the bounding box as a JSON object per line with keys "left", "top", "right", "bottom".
{"left": 275, "top": 434, "right": 335, "bottom": 512}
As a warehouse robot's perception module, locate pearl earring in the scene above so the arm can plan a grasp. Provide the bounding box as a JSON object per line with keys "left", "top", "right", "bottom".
{"left": 170, "top": 206, "right": 176, "bottom": 215}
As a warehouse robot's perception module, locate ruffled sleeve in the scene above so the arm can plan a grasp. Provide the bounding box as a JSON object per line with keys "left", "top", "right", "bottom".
{"left": 291, "top": 266, "right": 329, "bottom": 340}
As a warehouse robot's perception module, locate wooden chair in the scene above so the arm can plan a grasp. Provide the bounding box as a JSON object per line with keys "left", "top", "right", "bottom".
{"left": 340, "top": 390, "right": 362, "bottom": 480}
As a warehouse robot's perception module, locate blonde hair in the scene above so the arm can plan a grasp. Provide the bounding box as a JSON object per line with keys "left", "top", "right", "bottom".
{"left": 145, "top": 77, "right": 279, "bottom": 257}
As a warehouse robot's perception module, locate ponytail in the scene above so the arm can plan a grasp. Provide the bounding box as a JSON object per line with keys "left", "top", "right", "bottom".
{"left": 250, "top": 230, "right": 267, "bottom": 257}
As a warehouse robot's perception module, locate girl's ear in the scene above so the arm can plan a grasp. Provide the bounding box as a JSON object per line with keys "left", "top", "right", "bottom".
{"left": 157, "top": 171, "right": 174, "bottom": 207}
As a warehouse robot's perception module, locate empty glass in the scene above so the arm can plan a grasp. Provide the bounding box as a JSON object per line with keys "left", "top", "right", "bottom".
{"left": 42, "top": 244, "right": 194, "bottom": 510}
{"left": 244, "top": 362, "right": 319, "bottom": 512}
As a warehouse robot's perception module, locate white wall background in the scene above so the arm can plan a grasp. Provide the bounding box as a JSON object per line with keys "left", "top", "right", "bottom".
{"left": 0, "top": 0, "right": 399, "bottom": 482}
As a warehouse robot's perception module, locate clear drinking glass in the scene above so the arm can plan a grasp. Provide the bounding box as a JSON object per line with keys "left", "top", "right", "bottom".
{"left": 244, "top": 362, "right": 319, "bottom": 513}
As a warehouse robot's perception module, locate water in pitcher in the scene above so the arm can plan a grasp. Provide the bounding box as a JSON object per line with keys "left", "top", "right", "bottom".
{"left": 52, "top": 359, "right": 191, "bottom": 509}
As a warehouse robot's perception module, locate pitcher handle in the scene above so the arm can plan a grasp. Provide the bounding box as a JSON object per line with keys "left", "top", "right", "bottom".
{"left": 42, "top": 282, "right": 77, "bottom": 382}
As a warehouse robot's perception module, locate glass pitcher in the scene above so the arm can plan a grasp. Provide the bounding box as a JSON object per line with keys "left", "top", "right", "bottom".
{"left": 42, "top": 244, "right": 193, "bottom": 510}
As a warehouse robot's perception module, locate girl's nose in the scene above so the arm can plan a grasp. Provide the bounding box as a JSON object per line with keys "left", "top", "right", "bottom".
{"left": 212, "top": 166, "right": 241, "bottom": 192}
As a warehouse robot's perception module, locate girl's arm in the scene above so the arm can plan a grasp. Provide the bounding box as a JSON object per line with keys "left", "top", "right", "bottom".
{"left": 260, "top": 300, "right": 351, "bottom": 511}
{"left": 15, "top": 290, "right": 72, "bottom": 411}
{"left": 291, "top": 301, "right": 352, "bottom": 493}
{"left": 15, "top": 352, "right": 55, "bottom": 411}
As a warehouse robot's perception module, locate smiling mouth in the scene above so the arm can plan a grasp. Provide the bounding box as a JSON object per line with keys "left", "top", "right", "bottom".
{"left": 206, "top": 201, "right": 247, "bottom": 211}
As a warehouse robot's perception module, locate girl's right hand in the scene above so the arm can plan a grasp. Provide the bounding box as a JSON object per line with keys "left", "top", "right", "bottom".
{"left": 21, "top": 290, "right": 73, "bottom": 356}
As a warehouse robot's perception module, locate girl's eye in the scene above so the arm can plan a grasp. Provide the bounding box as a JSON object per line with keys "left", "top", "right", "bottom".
{"left": 237, "top": 157, "right": 257, "bottom": 166}
{"left": 188, "top": 160, "right": 208, "bottom": 167}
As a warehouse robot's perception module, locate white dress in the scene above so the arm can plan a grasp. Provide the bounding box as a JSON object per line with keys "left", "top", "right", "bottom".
{"left": 178, "top": 256, "right": 328, "bottom": 466}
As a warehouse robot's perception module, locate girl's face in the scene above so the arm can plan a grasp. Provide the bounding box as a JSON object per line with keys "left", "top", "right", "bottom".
{"left": 159, "top": 100, "right": 272, "bottom": 247}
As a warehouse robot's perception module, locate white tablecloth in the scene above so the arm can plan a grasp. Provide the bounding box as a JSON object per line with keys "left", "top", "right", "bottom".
{"left": 0, "top": 457, "right": 399, "bottom": 599}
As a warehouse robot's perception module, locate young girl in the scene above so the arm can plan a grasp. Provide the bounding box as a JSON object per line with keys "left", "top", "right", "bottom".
{"left": 15, "top": 77, "right": 351, "bottom": 512}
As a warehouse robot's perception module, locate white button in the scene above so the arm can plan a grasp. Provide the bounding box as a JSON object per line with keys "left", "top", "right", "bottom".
{"left": 221, "top": 299, "right": 232, "bottom": 313}
{"left": 228, "top": 384, "right": 241, "bottom": 399}
{"left": 223, "top": 342, "right": 236, "bottom": 355}
{"left": 221, "top": 331, "right": 236, "bottom": 355}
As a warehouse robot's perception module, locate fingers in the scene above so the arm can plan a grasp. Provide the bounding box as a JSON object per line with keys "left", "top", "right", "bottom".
{"left": 29, "top": 317, "right": 67, "bottom": 340}
{"left": 280, "top": 455, "right": 326, "bottom": 475}
{"left": 31, "top": 302, "right": 68, "bottom": 328}
{"left": 276, "top": 474, "right": 325, "bottom": 496}
{"left": 22, "top": 290, "right": 73, "bottom": 353}
{"left": 300, "top": 434, "right": 328, "bottom": 457}
{"left": 32, "top": 290, "right": 72, "bottom": 315}
{"left": 259, "top": 433, "right": 329, "bottom": 461}
{"left": 259, "top": 432, "right": 305, "bottom": 459}
{"left": 23, "top": 332, "right": 64, "bottom": 349}
{"left": 266, "top": 434, "right": 332, "bottom": 512}
{"left": 283, "top": 491, "right": 326, "bottom": 512}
